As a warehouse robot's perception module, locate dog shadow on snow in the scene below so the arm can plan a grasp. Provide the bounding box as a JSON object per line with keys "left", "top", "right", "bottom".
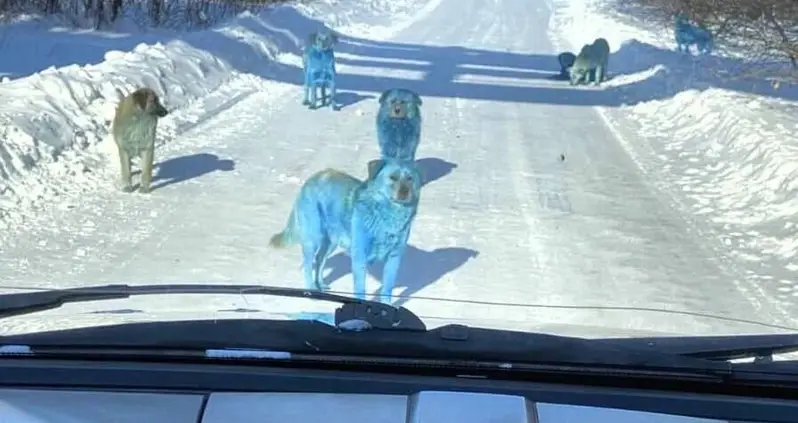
{"left": 323, "top": 246, "right": 480, "bottom": 308}
{"left": 174, "top": 5, "right": 798, "bottom": 109}
{"left": 336, "top": 92, "right": 376, "bottom": 109}
{"left": 140, "top": 153, "right": 235, "bottom": 192}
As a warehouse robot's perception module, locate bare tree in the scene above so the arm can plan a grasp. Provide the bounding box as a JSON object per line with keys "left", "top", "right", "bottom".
{"left": 0, "top": 0, "right": 289, "bottom": 29}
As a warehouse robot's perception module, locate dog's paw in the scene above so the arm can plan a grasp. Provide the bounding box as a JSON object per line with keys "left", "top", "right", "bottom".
{"left": 332, "top": 104, "right": 341, "bottom": 111}
{"left": 121, "top": 185, "right": 135, "bottom": 193}
{"left": 302, "top": 99, "right": 311, "bottom": 106}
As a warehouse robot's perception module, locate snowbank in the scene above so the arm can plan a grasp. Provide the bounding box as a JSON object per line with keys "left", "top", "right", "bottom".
{"left": 0, "top": 0, "right": 434, "bottom": 231}
{"left": 547, "top": 0, "right": 798, "bottom": 315}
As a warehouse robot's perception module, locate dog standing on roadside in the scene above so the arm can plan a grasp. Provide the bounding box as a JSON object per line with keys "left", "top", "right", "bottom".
{"left": 569, "top": 37, "right": 610, "bottom": 86}
{"left": 270, "top": 158, "right": 423, "bottom": 304}
{"left": 373, "top": 88, "right": 423, "bottom": 172}
{"left": 674, "top": 13, "right": 713, "bottom": 55}
{"left": 112, "top": 87, "right": 169, "bottom": 193}
{"left": 302, "top": 29, "right": 339, "bottom": 110}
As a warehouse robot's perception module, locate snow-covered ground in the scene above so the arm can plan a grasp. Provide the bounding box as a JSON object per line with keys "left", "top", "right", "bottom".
{"left": 0, "top": 0, "right": 796, "bottom": 339}
{"left": 0, "top": 0, "right": 432, "bottom": 232}
{"left": 547, "top": 0, "right": 798, "bottom": 326}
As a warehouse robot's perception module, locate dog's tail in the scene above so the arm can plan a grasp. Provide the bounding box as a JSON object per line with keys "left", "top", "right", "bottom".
{"left": 269, "top": 207, "right": 299, "bottom": 249}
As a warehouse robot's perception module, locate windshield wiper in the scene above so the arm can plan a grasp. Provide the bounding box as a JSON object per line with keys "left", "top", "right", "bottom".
{"left": 0, "top": 284, "right": 426, "bottom": 331}
{"left": 597, "top": 334, "right": 798, "bottom": 363}
{"left": 1, "top": 317, "right": 733, "bottom": 378}
{"left": 3, "top": 285, "right": 793, "bottom": 382}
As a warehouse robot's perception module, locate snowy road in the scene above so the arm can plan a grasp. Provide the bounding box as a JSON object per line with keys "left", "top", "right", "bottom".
{"left": 1, "top": 0, "right": 792, "bottom": 335}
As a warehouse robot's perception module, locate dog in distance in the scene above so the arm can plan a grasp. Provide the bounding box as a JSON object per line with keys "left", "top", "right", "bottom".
{"left": 302, "top": 29, "right": 339, "bottom": 110}
{"left": 674, "top": 13, "right": 713, "bottom": 55}
{"left": 569, "top": 37, "right": 610, "bottom": 86}
{"left": 374, "top": 88, "right": 423, "bottom": 170}
{"left": 270, "top": 158, "right": 423, "bottom": 304}
{"left": 111, "top": 87, "right": 169, "bottom": 193}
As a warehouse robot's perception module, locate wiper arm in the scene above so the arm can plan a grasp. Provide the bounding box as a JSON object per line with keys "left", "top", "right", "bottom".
{"left": 596, "top": 333, "right": 798, "bottom": 362}
{"left": 1, "top": 319, "right": 733, "bottom": 378}
{"left": 0, "top": 284, "right": 426, "bottom": 331}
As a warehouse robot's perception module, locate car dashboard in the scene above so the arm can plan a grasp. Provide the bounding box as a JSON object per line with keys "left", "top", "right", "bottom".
{"left": 0, "top": 358, "right": 795, "bottom": 423}
{"left": 0, "top": 389, "right": 741, "bottom": 423}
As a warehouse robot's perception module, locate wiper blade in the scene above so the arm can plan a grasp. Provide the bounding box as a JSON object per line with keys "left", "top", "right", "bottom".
{"left": 596, "top": 334, "right": 798, "bottom": 362}
{"left": 2, "top": 318, "right": 732, "bottom": 377}
{"left": 0, "top": 284, "right": 426, "bottom": 331}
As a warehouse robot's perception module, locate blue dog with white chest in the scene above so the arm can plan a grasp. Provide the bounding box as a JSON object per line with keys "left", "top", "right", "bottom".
{"left": 302, "top": 29, "right": 339, "bottom": 110}
{"left": 270, "top": 158, "right": 423, "bottom": 304}
{"left": 373, "top": 88, "right": 423, "bottom": 172}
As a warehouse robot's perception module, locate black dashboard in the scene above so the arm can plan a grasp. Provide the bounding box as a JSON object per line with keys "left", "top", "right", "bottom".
{"left": 1, "top": 357, "right": 796, "bottom": 423}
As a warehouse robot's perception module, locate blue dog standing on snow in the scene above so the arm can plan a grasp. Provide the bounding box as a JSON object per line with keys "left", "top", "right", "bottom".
{"left": 372, "top": 88, "right": 423, "bottom": 176}
{"left": 302, "top": 29, "right": 339, "bottom": 110}
{"left": 269, "top": 159, "right": 423, "bottom": 304}
{"left": 674, "top": 13, "right": 713, "bottom": 55}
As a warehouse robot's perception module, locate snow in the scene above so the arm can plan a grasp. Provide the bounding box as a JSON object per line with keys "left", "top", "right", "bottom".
{"left": 547, "top": 0, "right": 798, "bottom": 326}
{"left": 0, "top": 0, "right": 434, "bottom": 232}
{"left": 0, "top": 0, "right": 797, "bottom": 341}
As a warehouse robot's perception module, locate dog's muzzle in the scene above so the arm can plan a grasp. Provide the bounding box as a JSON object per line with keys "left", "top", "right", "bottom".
{"left": 390, "top": 106, "right": 406, "bottom": 118}
{"left": 395, "top": 183, "right": 412, "bottom": 202}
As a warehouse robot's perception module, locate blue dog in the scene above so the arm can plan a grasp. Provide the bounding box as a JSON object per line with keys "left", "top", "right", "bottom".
{"left": 375, "top": 88, "right": 423, "bottom": 166}
{"left": 270, "top": 158, "right": 423, "bottom": 304}
{"left": 302, "top": 29, "right": 339, "bottom": 110}
{"left": 674, "top": 13, "right": 713, "bottom": 55}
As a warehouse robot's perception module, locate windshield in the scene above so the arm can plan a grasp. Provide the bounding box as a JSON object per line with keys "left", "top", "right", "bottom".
{"left": 0, "top": 0, "right": 797, "bottom": 350}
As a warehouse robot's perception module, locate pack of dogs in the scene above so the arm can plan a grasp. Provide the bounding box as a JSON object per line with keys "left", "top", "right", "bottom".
{"left": 109, "top": 22, "right": 714, "bottom": 304}
{"left": 269, "top": 83, "right": 423, "bottom": 304}
{"left": 107, "top": 28, "right": 423, "bottom": 305}
{"left": 555, "top": 13, "right": 713, "bottom": 86}
{"left": 556, "top": 37, "right": 611, "bottom": 86}
{"left": 269, "top": 29, "right": 425, "bottom": 305}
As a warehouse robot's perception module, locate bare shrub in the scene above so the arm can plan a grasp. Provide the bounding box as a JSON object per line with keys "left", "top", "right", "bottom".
{"left": 0, "top": 0, "right": 299, "bottom": 30}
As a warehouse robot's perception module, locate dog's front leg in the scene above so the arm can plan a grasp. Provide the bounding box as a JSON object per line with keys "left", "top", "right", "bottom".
{"left": 309, "top": 82, "right": 318, "bottom": 109}
{"left": 380, "top": 250, "right": 405, "bottom": 305}
{"left": 301, "top": 243, "right": 319, "bottom": 291}
{"left": 350, "top": 256, "right": 369, "bottom": 301}
{"left": 350, "top": 215, "right": 372, "bottom": 300}
{"left": 329, "top": 65, "right": 339, "bottom": 111}
{"left": 593, "top": 66, "right": 603, "bottom": 86}
{"left": 302, "top": 63, "right": 312, "bottom": 106}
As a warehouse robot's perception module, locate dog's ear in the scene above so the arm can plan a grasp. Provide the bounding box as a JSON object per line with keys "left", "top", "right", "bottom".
{"left": 306, "top": 31, "right": 318, "bottom": 46}
{"left": 378, "top": 90, "right": 393, "bottom": 105}
{"left": 367, "top": 159, "right": 386, "bottom": 180}
{"left": 330, "top": 32, "right": 339, "bottom": 44}
{"left": 412, "top": 92, "right": 423, "bottom": 106}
